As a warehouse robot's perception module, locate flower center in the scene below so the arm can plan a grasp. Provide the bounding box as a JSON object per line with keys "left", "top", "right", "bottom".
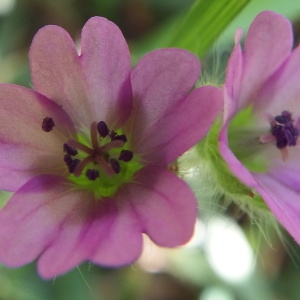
{"left": 42, "top": 118, "right": 142, "bottom": 198}
{"left": 260, "top": 110, "right": 299, "bottom": 161}
{"left": 271, "top": 111, "right": 299, "bottom": 148}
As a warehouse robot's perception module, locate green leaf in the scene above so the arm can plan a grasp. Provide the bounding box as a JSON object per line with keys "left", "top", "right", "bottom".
{"left": 167, "top": 0, "right": 251, "bottom": 57}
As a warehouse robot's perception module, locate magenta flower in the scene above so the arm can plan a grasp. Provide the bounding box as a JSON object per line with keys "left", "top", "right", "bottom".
{"left": 0, "top": 17, "right": 222, "bottom": 278}
{"left": 220, "top": 11, "right": 300, "bottom": 242}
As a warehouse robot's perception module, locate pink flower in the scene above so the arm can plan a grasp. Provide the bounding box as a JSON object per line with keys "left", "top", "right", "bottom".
{"left": 220, "top": 11, "right": 300, "bottom": 242}
{"left": 0, "top": 17, "right": 222, "bottom": 278}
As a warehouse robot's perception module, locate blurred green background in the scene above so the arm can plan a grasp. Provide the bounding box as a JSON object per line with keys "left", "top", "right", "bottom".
{"left": 1, "top": 0, "right": 300, "bottom": 299}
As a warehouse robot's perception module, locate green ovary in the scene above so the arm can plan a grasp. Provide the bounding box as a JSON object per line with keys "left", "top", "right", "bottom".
{"left": 69, "top": 158, "right": 142, "bottom": 198}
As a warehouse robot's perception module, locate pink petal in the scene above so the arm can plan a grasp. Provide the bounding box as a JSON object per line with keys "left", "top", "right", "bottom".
{"left": 88, "top": 196, "right": 143, "bottom": 268}
{"left": 219, "top": 121, "right": 259, "bottom": 189}
{"left": 238, "top": 11, "right": 293, "bottom": 109}
{"left": 225, "top": 28, "right": 243, "bottom": 114}
{"left": 38, "top": 194, "right": 143, "bottom": 279}
{"left": 0, "top": 175, "right": 80, "bottom": 267}
{"left": 30, "top": 17, "right": 132, "bottom": 129}
{"left": 266, "top": 162, "right": 300, "bottom": 192}
{"left": 80, "top": 17, "right": 132, "bottom": 128}
{"left": 125, "top": 165, "right": 198, "bottom": 247}
{"left": 0, "top": 174, "right": 143, "bottom": 279}
{"left": 254, "top": 46, "right": 300, "bottom": 116}
{"left": 128, "top": 49, "right": 201, "bottom": 157}
{"left": 0, "top": 84, "right": 74, "bottom": 191}
{"left": 254, "top": 173, "right": 300, "bottom": 244}
{"left": 29, "top": 24, "right": 90, "bottom": 128}
{"left": 138, "top": 86, "right": 222, "bottom": 165}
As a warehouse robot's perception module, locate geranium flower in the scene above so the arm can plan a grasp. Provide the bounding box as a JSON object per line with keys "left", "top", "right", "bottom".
{"left": 0, "top": 17, "right": 222, "bottom": 278}
{"left": 219, "top": 11, "right": 300, "bottom": 243}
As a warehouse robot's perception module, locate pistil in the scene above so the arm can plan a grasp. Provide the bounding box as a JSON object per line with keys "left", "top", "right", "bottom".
{"left": 41, "top": 118, "right": 140, "bottom": 198}
{"left": 62, "top": 120, "right": 133, "bottom": 179}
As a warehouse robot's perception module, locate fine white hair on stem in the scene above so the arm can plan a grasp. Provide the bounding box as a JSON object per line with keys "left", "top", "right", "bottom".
{"left": 178, "top": 145, "right": 299, "bottom": 266}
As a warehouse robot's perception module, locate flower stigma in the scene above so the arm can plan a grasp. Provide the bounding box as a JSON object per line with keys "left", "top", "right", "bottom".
{"left": 42, "top": 119, "right": 142, "bottom": 198}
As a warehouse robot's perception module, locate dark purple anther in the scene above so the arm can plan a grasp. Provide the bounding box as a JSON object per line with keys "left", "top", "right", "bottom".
{"left": 97, "top": 121, "right": 109, "bottom": 137}
{"left": 85, "top": 169, "right": 99, "bottom": 180}
{"left": 110, "top": 131, "right": 127, "bottom": 143}
{"left": 63, "top": 143, "right": 78, "bottom": 156}
{"left": 110, "top": 130, "right": 117, "bottom": 140}
{"left": 115, "top": 134, "right": 127, "bottom": 143}
{"left": 272, "top": 111, "right": 299, "bottom": 149}
{"left": 274, "top": 111, "right": 292, "bottom": 125}
{"left": 42, "top": 117, "right": 55, "bottom": 132}
{"left": 68, "top": 159, "right": 80, "bottom": 173}
{"left": 119, "top": 150, "right": 133, "bottom": 162}
{"left": 109, "top": 158, "right": 121, "bottom": 174}
{"left": 64, "top": 154, "right": 73, "bottom": 164}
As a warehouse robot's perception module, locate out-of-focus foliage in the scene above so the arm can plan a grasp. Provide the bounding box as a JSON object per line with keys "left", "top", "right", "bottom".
{"left": 167, "top": 0, "right": 250, "bottom": 57}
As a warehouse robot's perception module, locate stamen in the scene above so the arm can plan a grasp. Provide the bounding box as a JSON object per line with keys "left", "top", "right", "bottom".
{"left": 63, "top": 143, "right": 78, "bottom": 156}
{"left": 73, "top": 156, "right": 94, "bottom": 177}
{"left": 95, "top": 155, "right": 115, "bottom": 177}
{"left": 110, "top": 131, "right": 117, "bottom": 140}
{"left": 42, "top": 117, "right": 55, "bottom": 132}
{"left": 67, "top": 140, "right": 94, "bottom": 156}
{"left": 271, "top": 111, "right": 299, "bottom": 149}
{"left": 259, "top": 134, "right": 275, "bottom": 144}
{"left": 110, "top": 131, "right": 127, "bottom": 143}
{"left": 68, "top": 159, "right": 81, "bottom": 174}
{"left": 119, "top": 150, "right": 133, "bottom": 162}
{"left": 64, "top": 154, "right": 73, "bottom": 164}
{"left": 100, "top": 140, "right": 124, "bottom": 152}
{"left": 85, "top": 169, "right": 99, "bottom": 180}
{"left": 63, "top": 120, "right": 134, "bottom": 180}
{"left": 97, "top": 121, "right": 109, "bottom": 137}
{"left": 262, "top": 110, "right": 300, "bottom": 161}
{"left": 109, "top": 158, "right": 121, "bottom": 174}
{"left": 280, "top": 147, "right": 288, "bottom": 162}
{"left": 90, "top": 122, "right": 99, "bottom": 151}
